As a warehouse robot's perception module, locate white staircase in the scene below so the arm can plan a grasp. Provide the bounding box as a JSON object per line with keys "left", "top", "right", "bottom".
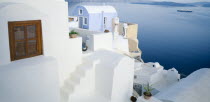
{"left": 60, "top": 60, "right": 96, "bottom": 102}
{"left": 60, "top": 50, "right": 134, "bottom": 102}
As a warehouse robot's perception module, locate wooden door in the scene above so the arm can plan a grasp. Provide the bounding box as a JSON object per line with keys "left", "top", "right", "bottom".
{"left": 8, "top": 20, "right": 43, "bottom": 61}
{"left": 79, "top": 17, "right": 83, "bottom": 28}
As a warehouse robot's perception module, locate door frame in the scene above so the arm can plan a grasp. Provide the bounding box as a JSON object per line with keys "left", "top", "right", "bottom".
{"left": 79, "top": 16, "right": 84, "bottom": 29}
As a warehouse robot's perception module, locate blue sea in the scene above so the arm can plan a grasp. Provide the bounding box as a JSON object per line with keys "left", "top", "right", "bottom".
{"left": 112, "top": 3, "right": 210, "bottom": 76}
{"left": 69, "top": 2, "right": 210, "bottom": 76}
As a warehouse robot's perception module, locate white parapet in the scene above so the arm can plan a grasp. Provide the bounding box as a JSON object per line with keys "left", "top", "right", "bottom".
{"left": 0, "top": 56, "right": 60, "bottom": 102}
{"left": 166, "top": 68, "right": 180, "bottom": 82}
{"left": 155, "top": 68, "right": 210, "bottom": 102}
{"left": 69, "top": 28, "right": 113, "bottom": 52}
{"left": 134, "top": 62, "right": 181, "bottom": 96}
{"left": 134, "top": 62, "right": 164, "bottom": 85}
{"left": 113, "top": 36, "right": 129, "bottom": 53}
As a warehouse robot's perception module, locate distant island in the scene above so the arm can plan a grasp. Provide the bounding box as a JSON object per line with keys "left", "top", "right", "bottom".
{"left": 131, "top": 1, "right": 195, "bottom": 7}
{"left": 190, "top": 2, "right": 210, "bottom": 7}
{"left": 202, "top": 3, "right": 210, "bottom": 7}
{"left": 131, "top": 1, "right": 210, "bottom": 7}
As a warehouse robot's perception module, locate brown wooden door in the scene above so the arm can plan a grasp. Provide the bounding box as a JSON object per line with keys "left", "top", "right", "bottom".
{"left": 8, "top": 20, "right": 43, "bottom": 61}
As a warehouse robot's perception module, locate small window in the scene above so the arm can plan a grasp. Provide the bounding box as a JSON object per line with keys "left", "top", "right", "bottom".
{"left": 104, "top": 17, "right": 107, "bottom": 25}
{"left": 8, "top": 20, "right": 43, "bottom": 61}
{"left": 134, "top": 75, "right": 137, "bottom": 79}
{"left": 84, "top": 17, "right": 88, "bottom": 25}
{"left": 79, "top": 9, "right": 83, "bottom": 15}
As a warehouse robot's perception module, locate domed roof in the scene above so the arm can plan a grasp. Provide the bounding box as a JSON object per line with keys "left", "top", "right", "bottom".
{"left": 80, "top": 5, "right": 117, "bottom": 14}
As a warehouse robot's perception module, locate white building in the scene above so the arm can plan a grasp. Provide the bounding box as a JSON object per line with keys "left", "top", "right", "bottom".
{"left": 72, "top": 5, "right": 118, "bottom": 32}
{"left": 0, "top": 0, "right": 135, "bottom": 102}
{"left": 134, "top": 62, "right": 210, "bottom": 102}
{"left": 134, "top": 62, "right": 180, "bottom": 96}
{"left": 155, "top": 68, "right": 210, "bottom": 102}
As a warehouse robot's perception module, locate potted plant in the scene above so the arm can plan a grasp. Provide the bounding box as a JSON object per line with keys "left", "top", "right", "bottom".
{"left": 130, "top": 96, "right": 137, "bottom": 102}
{"left": 104, "top": 29, "right": 110, "bottom": 33}
{"left": 143, "top": 83, "right": 154, "bottom": 100}
{"left": 69, "top": 30, "right": 79, "bottom": 38}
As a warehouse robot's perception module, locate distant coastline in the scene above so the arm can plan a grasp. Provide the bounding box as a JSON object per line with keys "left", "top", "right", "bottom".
{"left": 131, "top": 1, "right": 210, "bottom": 7}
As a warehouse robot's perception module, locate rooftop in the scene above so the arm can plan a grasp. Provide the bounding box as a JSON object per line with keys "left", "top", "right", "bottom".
{"left": 80, "top": 5, "right": 117, "bottom": 13}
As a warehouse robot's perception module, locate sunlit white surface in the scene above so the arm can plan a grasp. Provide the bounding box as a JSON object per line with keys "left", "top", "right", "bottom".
{"left": 155, "top": 68, "right": 210, "bottom": 102}
{"left": 61, "top": 50, "right": 134, "bottom": 102}
{"left": 0, "top": 56, "right": 60, "bottom": 102}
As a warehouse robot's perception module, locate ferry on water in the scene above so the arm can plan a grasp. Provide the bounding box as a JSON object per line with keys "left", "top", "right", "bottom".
{"left": 177, "top": 9, "right": 193, "bottom": 12}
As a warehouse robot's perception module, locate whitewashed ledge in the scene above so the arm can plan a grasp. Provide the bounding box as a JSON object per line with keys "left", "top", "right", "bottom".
{"left": 137, "top": 96, "right": 162, "bottom": 102}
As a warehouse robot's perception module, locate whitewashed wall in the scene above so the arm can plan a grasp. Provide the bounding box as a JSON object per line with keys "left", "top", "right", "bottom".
{"left": 0, "top": 56, "right": 60, "bottom": 102}
{"left": 69, "top": 22, "right": 79, "bottom": 28}
{"left": 111, "top": 56, "right": 134, "bottom": 102}
{"left": 93, "top": 50, "right": 134, "bottom": 102}
{"left": 70, "top": 28, "right": 113, "bottom": 51}
{"left": 0, "top": 0, "right": 82, "bottom": 87}
{"left": 92, "top": 33, "right": 113, "bottom": 51}
{"left": 156, "top": 68, "right": 210, "bottom": 102}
